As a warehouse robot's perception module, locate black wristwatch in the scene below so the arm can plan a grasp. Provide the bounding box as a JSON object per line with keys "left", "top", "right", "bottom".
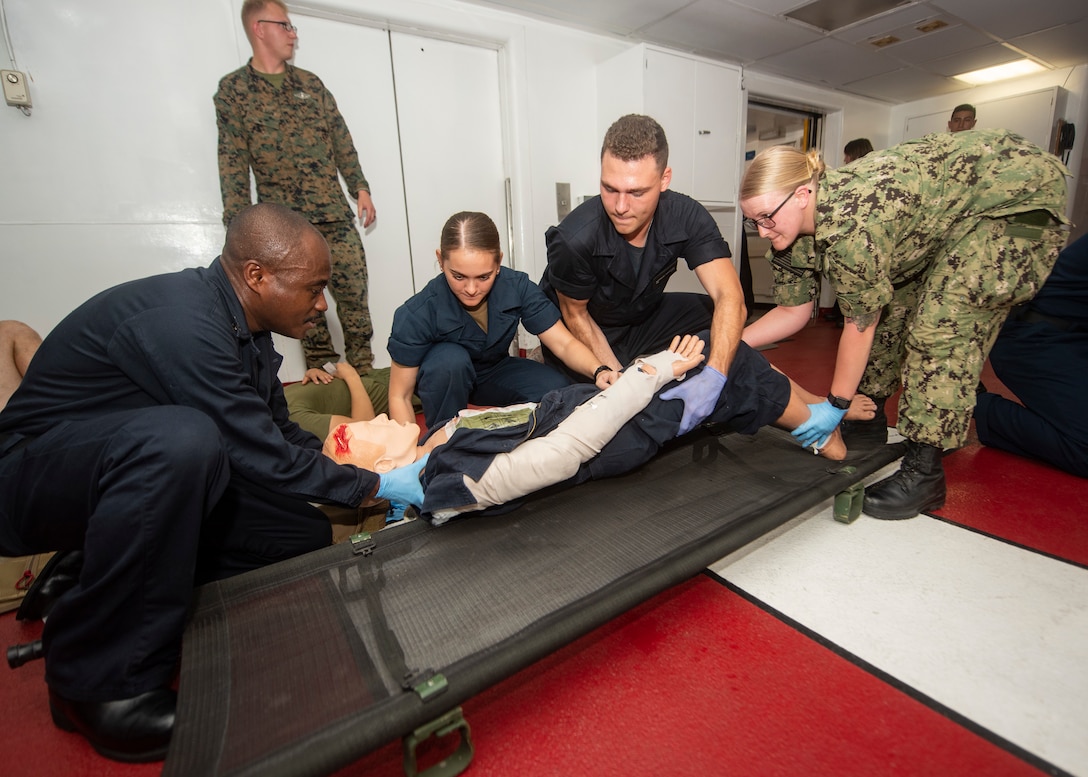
{"left": 827, "top": 393, "right": 851, "bottom": 410}
{"left": 593, "top": 365, "right": 613, "bottom": 380}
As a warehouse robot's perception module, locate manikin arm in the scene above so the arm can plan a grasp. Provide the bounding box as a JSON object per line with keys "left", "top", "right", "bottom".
{"left": 430, "top": 337, "right": 703, "bottom": 523}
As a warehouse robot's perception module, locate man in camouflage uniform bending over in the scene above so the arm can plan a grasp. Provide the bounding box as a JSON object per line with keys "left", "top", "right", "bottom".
{"left": 215, "top": 0, "right": 376, "bottom": 371}
{"left": 738, "top": 129, "right": 1069, "bottom": 520}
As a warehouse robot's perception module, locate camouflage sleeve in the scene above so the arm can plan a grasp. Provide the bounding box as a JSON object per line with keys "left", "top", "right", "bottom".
{"left": 214, "top": 82, "right": 254, "bottom": 229}
{"left": 320, "top": 84, "right": 369, "bottom": 195}
{"left": 818, "top": 162, "right": 917, "bottom": 316}
{"left": 770, "top": 242, "right": 818, "bottom": 307}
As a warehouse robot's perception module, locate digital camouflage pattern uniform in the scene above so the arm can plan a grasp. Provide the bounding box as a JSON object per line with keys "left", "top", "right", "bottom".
{"left": 770, "top": 129, "right": 1069, "bottom": 449}
{"left": 215, "top": 60, "right": 374, "bottom": 370}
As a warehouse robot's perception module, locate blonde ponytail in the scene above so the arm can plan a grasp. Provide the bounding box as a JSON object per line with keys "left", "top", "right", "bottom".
{"left": 740, "top": 145, "right": 823, "bottom": 201}
{"left": 805, "top": 148, "right": 825, "bottom": 180}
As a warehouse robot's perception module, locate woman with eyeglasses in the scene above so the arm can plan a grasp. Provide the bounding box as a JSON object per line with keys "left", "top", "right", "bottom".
{"left": 738, "top": 130, "right": 1069, "bottom": 520}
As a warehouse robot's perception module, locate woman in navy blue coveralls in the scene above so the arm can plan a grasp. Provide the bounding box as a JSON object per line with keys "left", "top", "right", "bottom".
{"left": 388, "top": 212, "right": 615, "bottom": 430}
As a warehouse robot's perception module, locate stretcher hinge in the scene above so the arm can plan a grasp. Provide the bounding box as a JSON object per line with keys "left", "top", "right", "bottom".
{"left": 403, "top": 668, "right": 448, "bottom": 701}
{"left": 829, "top": 466, "right": 864, "bottom": 524}
{"left": 402, "top": 706, "right": 473, "bottom": 777}
{"left": 349, "top": 531, "right": 376, "bottom": 556}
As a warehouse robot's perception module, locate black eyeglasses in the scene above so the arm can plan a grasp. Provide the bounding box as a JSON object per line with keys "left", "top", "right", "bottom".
{"left": 743, "top": 190, "right": 795, "bottom": 231}
{"left": 259, "top": 19, "right": 298, "bottom": 33}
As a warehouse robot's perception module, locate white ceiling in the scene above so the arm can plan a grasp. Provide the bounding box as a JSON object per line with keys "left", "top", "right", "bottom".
{"left": 458, "top": 0, "right": 1088, "bottom": 104}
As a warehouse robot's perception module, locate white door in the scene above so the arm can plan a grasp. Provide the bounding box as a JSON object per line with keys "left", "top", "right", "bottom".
{"left": 643, "top": 50, "right": 696, "bottom": 198}
{"left": 692, "top": 62, "right": 742, "bottom": 206}
{"left": 391, "top": 33, "right": 508, "bottom": 285}
{"left": 279, "top": 17, "right": 507, "bottom": 377}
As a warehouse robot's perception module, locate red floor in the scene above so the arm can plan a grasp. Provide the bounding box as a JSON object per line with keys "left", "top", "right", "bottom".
{"left": 336, "top": 574, "right": 1045, "bottom": 777}
{"left": 2, "top": 315, "right": 1084, "bottom": 776}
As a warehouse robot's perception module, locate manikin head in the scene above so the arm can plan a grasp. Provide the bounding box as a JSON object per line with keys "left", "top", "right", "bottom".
{"left": 324, "top": 414, "right": 421, "bottom": 472}
{"left": 436, "top": 211, "right": 503, "bottom": 311}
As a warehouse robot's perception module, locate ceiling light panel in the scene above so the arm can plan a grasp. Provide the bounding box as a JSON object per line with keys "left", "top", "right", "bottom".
{"left": 926, "top": 42, "right": 1023, "bottom": 77}
{"left": 953, "top": 58, "right": 1046, "bottom": 84}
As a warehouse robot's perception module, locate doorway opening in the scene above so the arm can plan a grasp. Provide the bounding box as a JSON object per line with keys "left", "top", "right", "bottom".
{"left": 746, "top": 100, "right": 823, "bottom": 154}
{"left": 742, "top": 100, "right": 825, "bottom": 308}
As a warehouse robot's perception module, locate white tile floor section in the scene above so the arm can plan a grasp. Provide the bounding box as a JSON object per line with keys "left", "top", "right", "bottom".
{"left": 710, "top": 462, "right": 1088, "bottom": 777}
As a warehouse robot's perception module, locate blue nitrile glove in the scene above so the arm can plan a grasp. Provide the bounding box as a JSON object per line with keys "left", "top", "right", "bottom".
{"left": 791, "top": 401, "right": 847, "bottom": 449}
{"left": 386, "top": 500, "right": 409, "bottom": 523}
{"left": 376, "top": 454, "right": 429, "bottom": 507}
{"left": 658, "top": 366, "right": 727, "bottom": 436}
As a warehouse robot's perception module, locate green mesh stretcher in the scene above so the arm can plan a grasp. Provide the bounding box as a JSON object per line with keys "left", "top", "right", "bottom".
{"left": 163, "top": 426, "right": 902, "bottom": 777}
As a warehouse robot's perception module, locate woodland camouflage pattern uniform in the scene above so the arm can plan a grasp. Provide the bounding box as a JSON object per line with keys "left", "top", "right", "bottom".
{"left": 215, "top": 60, "right": 374, "bottom": 370}
{"left": 770, "top": 129, "right": 1069, "bottom": 449}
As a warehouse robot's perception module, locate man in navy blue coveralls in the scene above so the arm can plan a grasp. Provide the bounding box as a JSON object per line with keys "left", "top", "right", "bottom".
{"left": 0, "top": 204, "right": 424, "bottom": 763}
{"left": 974, "top": 233, "right": 1088, "bottom": 477}
{"left": 539, "top": 114, "right": 748, "bottom": 436}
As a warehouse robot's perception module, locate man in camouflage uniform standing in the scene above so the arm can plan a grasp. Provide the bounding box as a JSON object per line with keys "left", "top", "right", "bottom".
{"left": 215, "top": 0, "right": 375, "bottom": 371}
{"left": 947, "top": 103, "right": 977, "bottom": 133}
{"left": 739, "top": 129, "right": 1069, "bottom": 519}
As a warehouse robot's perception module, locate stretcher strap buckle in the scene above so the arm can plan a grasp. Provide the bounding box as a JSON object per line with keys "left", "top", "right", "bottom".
{"left": 349, "top": 532, "right": 376, "bottom": 556}
{"left": 402, "top": 706, "right": 474, "bottom": 777}
{"left": 403, "top": 668, "right": 448, "bottom": 700}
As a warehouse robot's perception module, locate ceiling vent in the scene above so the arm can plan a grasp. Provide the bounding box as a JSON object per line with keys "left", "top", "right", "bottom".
{"left": 915, "top": 18, "right": 949, "bottom": 34}
{"left": 869, "top": 35, "right": 901, "bottom": 48}
{"left": 785, "top": 0, "right": 912, "bottom": 32}
{"left": 866, "top": 15, "right": 953, "bottom": 50}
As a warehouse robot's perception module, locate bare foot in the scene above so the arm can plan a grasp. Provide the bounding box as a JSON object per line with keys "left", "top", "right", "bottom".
{"left": 845, "top": 393, "right": 876, "bottom": 421}
{"left": 816, "top": 427, "right": 847, "bottom": 460}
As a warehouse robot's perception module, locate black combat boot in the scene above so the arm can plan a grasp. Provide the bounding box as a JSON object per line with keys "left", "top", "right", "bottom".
{"left": 841, "top": 395, "right": 889, "bottom": 449}
{"left": 863, "top": 440, "right": 946, "bottom": 520}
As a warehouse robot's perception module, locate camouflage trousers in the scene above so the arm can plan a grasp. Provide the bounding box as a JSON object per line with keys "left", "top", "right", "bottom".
{"left": 859, "top": 214, "right": 1067, "bottom": 449}
{"left": 303, "top": 220, "right": 373, "bottom": 371}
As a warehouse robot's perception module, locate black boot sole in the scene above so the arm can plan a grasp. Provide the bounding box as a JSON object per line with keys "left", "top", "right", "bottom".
{"left": 48, "top": 694, "right": 172, "bottom": 763}
{"left": 863, "top": 493, "right": 945, "bottom": 520}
